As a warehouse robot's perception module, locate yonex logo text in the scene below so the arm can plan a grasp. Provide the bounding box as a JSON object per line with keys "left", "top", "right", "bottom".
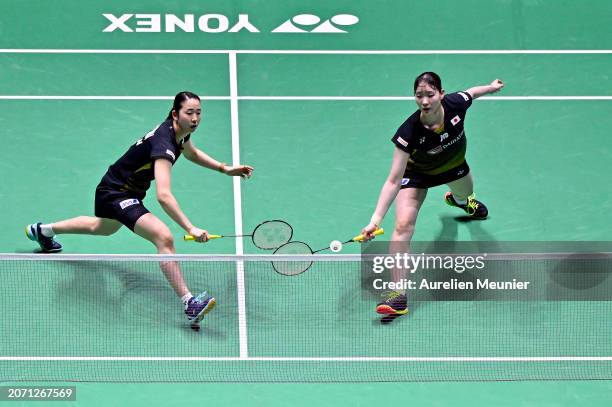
{"left": 102, "top": 13, "right": 359, "bottom": 34}
{"left": 103, "top": 14, "right": 259, "bottom": 33}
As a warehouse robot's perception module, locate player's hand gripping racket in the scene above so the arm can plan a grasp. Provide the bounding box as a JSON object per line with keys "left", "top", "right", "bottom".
{"left": 184, "top": 220, "right": 293, "bottom": 250}
{"left": 271, "top": 228, "right": 384, "bottom": 276}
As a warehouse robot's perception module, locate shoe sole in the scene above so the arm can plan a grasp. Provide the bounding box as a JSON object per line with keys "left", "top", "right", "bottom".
{"left": 376, "top": 304, "right": 408, "bottom": 315}
{"left": 193, "top": 297, "right": 216, "bottom": 324}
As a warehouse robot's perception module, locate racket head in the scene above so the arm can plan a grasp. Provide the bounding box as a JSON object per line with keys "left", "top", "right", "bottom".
{"left": 251, "top": 220, "right": 293, "bottom": 250}
{"left": 271, "top": 241, "right": 313, "bottom": 276}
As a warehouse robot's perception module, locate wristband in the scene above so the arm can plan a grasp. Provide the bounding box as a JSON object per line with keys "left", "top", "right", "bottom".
{"left": 370, "top": 214, "right": 383, "bottom": 227}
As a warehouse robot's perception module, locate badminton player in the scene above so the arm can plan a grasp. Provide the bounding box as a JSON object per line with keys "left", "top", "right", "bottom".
{"left": 361, "top": 72, "right": 504, "bottom": 318}
{"left": 26, "top": 91, "right": 254, "bottom": 324}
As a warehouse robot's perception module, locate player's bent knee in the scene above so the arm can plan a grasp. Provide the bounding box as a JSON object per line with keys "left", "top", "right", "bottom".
{"left": 87, "top": 218, "right": 104, "bottom": 235}
{"left": 394, "top": 221, "right": 415, "bottom": 237}
{"left": 156, "top": 233, "right": 175, "bottom": 250}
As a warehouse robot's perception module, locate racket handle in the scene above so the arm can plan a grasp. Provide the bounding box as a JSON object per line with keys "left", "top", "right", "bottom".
{"left": 183, "top": 234, "right": 222, "bottom": 241}
{"left": 352, "top": 228, "right": 384, "bottom": 242}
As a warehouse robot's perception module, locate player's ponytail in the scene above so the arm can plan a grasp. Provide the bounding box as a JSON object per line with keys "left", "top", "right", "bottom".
{"left": 167, "top": 91, "right": 201, "bottom": 120}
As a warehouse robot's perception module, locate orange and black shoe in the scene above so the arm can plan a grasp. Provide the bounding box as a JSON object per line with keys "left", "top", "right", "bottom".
{"left": 444, "top": 192, "right": 488, "bottom": 219}
{"left": 376, "top": 291, "right": 408, "bottom": 316}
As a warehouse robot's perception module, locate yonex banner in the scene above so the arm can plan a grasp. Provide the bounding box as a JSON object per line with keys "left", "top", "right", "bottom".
{"left": 102, "top": 13, "right": 360, "bottom": 34}
{"left": 1, "top": 0, "right": 609, "bottom": 49}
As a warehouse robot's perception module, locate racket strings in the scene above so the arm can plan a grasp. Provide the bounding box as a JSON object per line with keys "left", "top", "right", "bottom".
{"left": 271, "top": 241, "right": 314, "bottom": 276}
{"left": 251, "top": 220, "right": 293, "bottom": 250}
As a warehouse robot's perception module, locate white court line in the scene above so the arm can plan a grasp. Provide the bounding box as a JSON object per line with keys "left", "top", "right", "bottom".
{"left": 0, "top": 96, "right": 229, "bottom": 100}
{"left": 240, "top": 96, "right": 612, "bottom": 101}
{"left": 0, "top": 49, "right": 611, "bottom": 54}
{"left": 2, "top": 252, "right": 611, "bottom": 261}
{"left": 229, "top": 51, "right": 249, "bottom": 359}
{"left": 0, "top": 96, "right": 610, "bottom": 101}
{"left": 1, "top": 356, "right": 610, "bottom": 362}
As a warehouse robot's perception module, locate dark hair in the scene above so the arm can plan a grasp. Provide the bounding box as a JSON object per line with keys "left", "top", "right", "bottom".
{"left": 167, "top": 91, "right": 201, "bottom": 120}
{"left": 413, "top": 72, "right": 442, "bottom": 93}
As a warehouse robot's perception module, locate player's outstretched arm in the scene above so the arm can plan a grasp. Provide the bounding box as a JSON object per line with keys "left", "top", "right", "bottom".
{"left": 466, "top": 79, "right": 504, "bottom": 99}
{"left": 183, "top": 139, "right": 254, "bottom": 178}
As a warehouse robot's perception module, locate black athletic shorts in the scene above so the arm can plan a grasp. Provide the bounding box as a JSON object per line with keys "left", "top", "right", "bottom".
{"left": 94, "top": 185, "right": 150, "bottom": 231}
{"left": 400, "top": 161, "right": 470, "bottom": 189}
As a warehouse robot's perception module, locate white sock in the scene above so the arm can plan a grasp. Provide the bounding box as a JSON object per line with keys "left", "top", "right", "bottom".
{"left": 181, "top": 293, "right": 193, "bottom": 307}
{"left": 40, "top": 224, "right": 55, "bottom": 237}
{"left": 452, "top": 194, "right": 467, "bottom": 205}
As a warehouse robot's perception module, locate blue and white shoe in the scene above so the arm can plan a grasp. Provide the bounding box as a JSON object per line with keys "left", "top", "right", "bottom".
{"left": 185, "top": 291, "right": 216, "bottom": 323}
{"left": 25, "top": 222, "right": 62, "bottom": 253}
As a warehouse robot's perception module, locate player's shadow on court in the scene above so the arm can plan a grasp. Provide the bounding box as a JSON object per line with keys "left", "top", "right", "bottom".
{"left": 54, "top": 261, "right": 226, "bottom": 339}
{"left": 437, "top": 214, "right": 499, "bottom": 242}
{"left": 453, "top": 215, "right": 486, "bottom": 223}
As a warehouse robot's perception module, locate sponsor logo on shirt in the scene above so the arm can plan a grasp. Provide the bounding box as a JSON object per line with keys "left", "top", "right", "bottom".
{"left": 166, "top": 149, "right": 176, "bottom": 160}
{"left": 427, "top": 146, "right": 444, "bottom": 155}
{"left": 442, "top": 130, "right": 465, "bottom": 149}
{"left": 419, "top": 136, "right": 426, "bottom": 144}
{"left": 119, "top": 198, "right": 140, "bottom": 210}
{"left": 440, "top": 132, "right": 449, "bottom": 142}
{"left": 401, "top": 178, "right": 410, "bottom": 186}
{"left": 451, "top": 115, "right": 461, "bottom": 126}
{"left": 396, "top": 136, "right": 408, "bottom": 147}
{"left": 458, "top": 92, "right": 470, "bottom": 102}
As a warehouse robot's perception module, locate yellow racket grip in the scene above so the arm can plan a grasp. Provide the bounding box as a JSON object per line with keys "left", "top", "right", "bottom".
{"left": 183, "top": 234, "right": 222, "bottom": 241}
{"left": 352, "top": 228, "right": 384, "bottom": 242}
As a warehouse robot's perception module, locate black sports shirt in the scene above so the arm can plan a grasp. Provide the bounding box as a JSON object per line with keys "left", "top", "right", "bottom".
{"left": 99, "top": 119, "right": 190, "bottom": 195}
{"left": 391, "top": 91, "right": 473, "bottom": 175}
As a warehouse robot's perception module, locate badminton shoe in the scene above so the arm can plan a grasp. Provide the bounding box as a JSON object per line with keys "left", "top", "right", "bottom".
{"left": 376, "top": 291, "right": 408, "bottom": 316}
{"left": 185, "top": 291, "right": 216, "bottom": 323}
{"left": 444, "top": 193, "right": 488, "bottom": 219}
{"left": 25, "top": 222, "right": 62, "bottom": 253}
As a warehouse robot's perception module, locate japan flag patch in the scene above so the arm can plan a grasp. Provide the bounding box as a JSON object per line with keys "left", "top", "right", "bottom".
{"left": 451, "top": 115, "right": 461, "bottom": 126}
